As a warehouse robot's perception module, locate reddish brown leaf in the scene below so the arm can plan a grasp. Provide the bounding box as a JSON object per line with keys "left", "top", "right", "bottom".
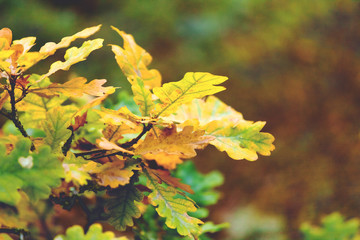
{"left": 151, "top": 169, "right": 194, "bottom": 194}
{"left": 71, "top": 112, "right": 87, "bottom": 131}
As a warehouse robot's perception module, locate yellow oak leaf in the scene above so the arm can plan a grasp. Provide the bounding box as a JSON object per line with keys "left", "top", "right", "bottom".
{"left": 135, "top": 126, "right": 214, "bottom": 169}
{"left": 90, "top": 161, "right": 135, "bottom": 188}
{"left": 153, "top": 72, "right": 228, "bottom": 117}
{"left": 111, "top": 26, "right": 161, "bottom": 89}
{"left": 96, "top": 137, "right": 134, "bottom": 155}
{"left": 205, "top": 120, "right": 275, "bottom": 161}
{"left": 102, "top": 124, "right": 132, "bottom": 143}
{"left": 39, "top": 25, "right": 101, "bottom": 56}
{"left": 165, "top": 96, "right": 275, "bottom": 161}
{"left": 143, "top": 152, "right": 183, "bottom": 170}
{"left": 17, "top": 25, "right": 101, "bottom": 72}
{"left": 40, "top": 38, "right": 103, "bottom": 80}
{"left": 94, "top": 106, "right": 163, "bottom": 130}
{"left": 30, "top": 77, "right": 115, "bottom": 98}
{"left": 73, "top": 92, "right": 113, "bottom": 118}
{"left": 17, "top": 77, "right": 78, "bottom": 129}
{"left": 150, "top": 169, "right": 194, "bottom": 194}
{"left": 62, "top": 152, "right": 98, "bottom": 186}
{"left": 166, "top": 96, "right": 248, "bottom": 127}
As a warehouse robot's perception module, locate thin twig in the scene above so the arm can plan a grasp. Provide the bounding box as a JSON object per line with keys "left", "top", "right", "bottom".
{"left": 74, "top": 124, "right": 151, "bottom": 159}
{"left": 74, "top": 149, "right": 107, "bottom": 157}
{"left": 0, "top": 109, "right": 12, "bottom": 119}
{"left": 7, "top": 74, "right": 34, "bottom": 150}
{"left": 62, "top": 127, "right": 74, "bottom": 156}
{"left": 15, "top": 86, "right": 30, "bottom": 104}
{"left": 87, "top": 150, "right": 134, "bottom": 160}
{"left": 0, "top": 228, "right": 31, "bottom": 239}
{"left": 119, "top": 124, "right": 152, "bottom": 149}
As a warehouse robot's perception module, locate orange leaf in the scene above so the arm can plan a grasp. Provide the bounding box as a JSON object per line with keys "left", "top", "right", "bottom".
{"left": 151, "top": 169, "right": 194, "bottom": 194}
{"left": 30, "top": 77, "right": 115, "bottom": 98}
{"left": 90, "top": 161, "right": 134, "bottom": 188}
{"left": 135, "top": 126, "right": 214, "bottom": 169}
{"left": 0, "top": 28, "right": 12, "bottom": 49}
{"left": 71, "top": 112, "right": 87, "bottom": 131}
{"left": 97, "top": 137, "right": 134, "bottom": 155}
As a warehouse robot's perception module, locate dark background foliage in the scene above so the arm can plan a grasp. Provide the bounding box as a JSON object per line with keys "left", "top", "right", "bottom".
{"left": 1, "top": 0, "right": 360, "bottom": 239}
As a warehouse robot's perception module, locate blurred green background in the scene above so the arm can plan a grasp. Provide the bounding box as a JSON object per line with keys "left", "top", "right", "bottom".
{"left": 2, "top": 0, "right": 360, "bottom": 239}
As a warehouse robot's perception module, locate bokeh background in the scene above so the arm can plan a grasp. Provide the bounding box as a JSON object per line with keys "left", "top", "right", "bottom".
{"left": 2, "top": 0, "right": 360, "bottom": 239}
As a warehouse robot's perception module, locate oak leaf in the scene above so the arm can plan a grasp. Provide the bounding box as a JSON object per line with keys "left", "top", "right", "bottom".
{"left": 62, "top": 152, "right": 98, "bottom": 186}
{"left": 0, "top": 138, "right": 64, "bottom": 205}
{"left": 90, "top": 161, "right": 135, "bottom": 188}
{"left": 105, "top": 182, "right": 143, "bottom": 231}
{"left": 41, "top": 39, "right": 103, "bottom": 80}
{"left": 30, "top": 77, "right": 115, "bottom": 98}
{"left": 145, "top": 168, "right": 202, "bottom": 237}
{"left": 71, "top": 112, "right": 87, "bottom": 132}
{"left": 54, "top": 224, "right": 127, "bottom": 240}
{"left": 131, "top": 77, "right": 155, "bottom": 116}
{"left": 42, "top": 107, "right": 72, "bottom": 153}
{"left": 135, "top": 126, "right": 214, "bottom": 169}
{"left": 167, "top": 96, "right": 275, "bottom": 161}
{"left": 205, "top": 120, "right": 275, "bottom": 161}
{"left": 111, "top": 26, "right": 161, "bottom": 89}
{"left": 151, "top": 169, "right": 194, "bottom": 194}
{"left": 153, "top": 72, "right": 228, "bottom": 116}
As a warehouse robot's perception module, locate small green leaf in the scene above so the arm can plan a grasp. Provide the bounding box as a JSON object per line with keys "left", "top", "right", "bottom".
{"left": 0, "top": 138, "right": 64, "bottom": 205}
{"left": 131, "top": 77, "right": 154, "bottom": 116}
{"left": 175, "top": 161, "right": 223, "bottom": 208}
{"left": 42, "top": 106, "right": 72, "bottom": 153}
{"left": 54, "top": 224, "right": 127, "bottom": 240}
{"left": 301, "top": 212, "right": 360, "bottom": 240}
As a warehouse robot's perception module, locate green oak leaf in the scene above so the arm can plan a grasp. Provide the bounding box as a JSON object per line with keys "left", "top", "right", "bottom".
{"left": 131, "top": 77, "right": 154, "bottom": 116}
{"left": 54, "top": 224, "right": 127, "bottom": 240}
{"left": 145, "top": 169, "right": 203, "bottom": 237}
{"left": 0, "top": 138, "right": 64, "bottom": 205}
{"left": 104, "top": 183, "right": 143, "bottom": 231}
{"left": 42, "top": 106, "right": 72, "bottom": 153}
{"left": 205, "top": 120, "right": 275, "bottom": 161}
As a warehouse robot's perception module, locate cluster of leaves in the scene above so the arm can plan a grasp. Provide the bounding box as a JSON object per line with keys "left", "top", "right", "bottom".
{"left": 0, "top": 25, "right": 274, "bottom": 239}
{"left": 300, "top": 212, "right": 360, "bottom": 240}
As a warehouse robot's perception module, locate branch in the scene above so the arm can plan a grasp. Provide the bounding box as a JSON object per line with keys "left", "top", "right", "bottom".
{"left": 7, "top": 75, "right": 35, "bottom": 150}
{"left": 74, "top": 124, "right": 151, "bottom": 159}
{"left": 119, "top": 124, "right": 152, "bottom": 149}
{"left": 0, "top": 109, "right": 11, "bottom": 120}
{"left": 15, "top": 85, "right": 30, "bottom": 104}
{"left": 87, "top": 150, "right": 134, "bottom": 160}
{"left": 74, "top": 149, "right": 107, "bottom": 158}
{"left": 62, "top": 127, "right": 74, "bottom": 156}
{"left": 0, "top": 228, "right": 31, "bottom": 239}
